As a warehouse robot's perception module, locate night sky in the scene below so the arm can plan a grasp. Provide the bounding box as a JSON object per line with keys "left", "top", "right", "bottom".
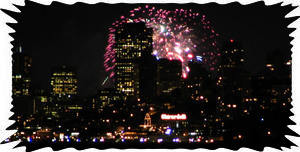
{"left": 14, "top": 1, "right": 295, "bottom": 97}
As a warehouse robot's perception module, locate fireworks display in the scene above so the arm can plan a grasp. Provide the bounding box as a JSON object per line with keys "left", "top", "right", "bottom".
{"left": 105, "top": 5, "right": 220, "bottom": 79}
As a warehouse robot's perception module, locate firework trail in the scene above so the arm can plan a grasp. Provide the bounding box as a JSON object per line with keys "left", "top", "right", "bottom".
{"left": 105, "top": 5, "right": 220, "bottom": 79}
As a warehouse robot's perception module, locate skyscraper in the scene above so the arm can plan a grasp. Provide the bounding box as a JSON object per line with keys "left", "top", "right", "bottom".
{"left": 114, "top": 23, "right": 153, "bottom": 98}
{"left": 139, "top": 52, "right": 157, "bottom": 102}
{"left": 156, "top": 59, "right": 182, "bottom": 96}
{"left": 217, "top": 39, "right": 251, "bottom": 142}
{"left": 186, "top": 61, "right": 211, "bottom": 102}
{"left": 218, "top": 39, "right": 249, "bottom": 105}
{"left": 50, "top": 65, "right": 78, "bottom": 99}
{"left": 219, "top": 39, "right": 246, "bottom": 72}
{"left": 12, "top": 46, "right": 34, "bottom": 116}
{"left": 12, "top": 46, "right": 32, "bottom": 97}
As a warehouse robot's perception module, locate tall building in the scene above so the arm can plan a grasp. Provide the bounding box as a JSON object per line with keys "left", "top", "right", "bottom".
{"left": 217, "top": 39, "right": 253, "bottom": 142}
{"left": 50, "top": 65, "right": 78, "bottom": 99}
{"left": 115, "top": 23, "right": 153, "bottom": 98}
{"left": 218, "top": 39, "right": 249, "bottom": 105}
{"left": 218, "top": 39, "right": 246, "bottom": 71}
{"left": 185, "top": 60, "right": 222, "bottom": 136}
{"left": 97, "top": 88, "right": 125, "bottom": 108}
{"left": 139, "top": 52, "right": 157, "bottom": 102}
{"left": 12, "top": 46, "right": 32, "bottom": 97}
{"left": 12, "top": 46, "right": 34, "bottom": 117}
{"left": 32, "top": 89, "right": 51, "bottom": 115}
{"left": 156, "top": 59, "right": 182, "bottom": 96}
{"left": 186, "top": 61, "right": 213, "bottom": 103}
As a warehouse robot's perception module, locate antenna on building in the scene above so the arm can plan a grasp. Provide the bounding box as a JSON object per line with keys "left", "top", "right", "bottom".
{"left": 19, "top": 46, "right": 22, "bottom": 53}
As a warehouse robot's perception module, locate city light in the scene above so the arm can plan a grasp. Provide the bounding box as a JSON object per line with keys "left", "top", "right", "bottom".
{"left": 238, "top": 134, "right": 242, "bottom": 139}
{"left": 139, "top": 138, "right": 147, "bottom": 143}
{"left": 200, "top": 96, "right": 204, "bottom": 100}
{"left": 189, "top": 138, "right": 194, "bottom": 143}
{"left": 27, "top": 137, "right": 32, "bottom": 143}
{"left": 4, "top": 138, "right": 10, "bottom": 143}
{"left": 157, "top": 138, "right": 163, "bottom": 143}
{"left": 165, "top": 128, "right": 172, "bottom": 135}
{"left": 8, "top": 3, "right": 292, "bottom": 149}
{"left": 172, "top": 138, "right": 180, "bottom": 143}
{"left": 266, "top": 64, "right": 273, "bottom": 67}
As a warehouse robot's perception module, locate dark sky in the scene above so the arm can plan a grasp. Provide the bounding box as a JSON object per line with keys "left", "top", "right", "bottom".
{"left": 13, "top": 1, "right": 295, "bottom": 97}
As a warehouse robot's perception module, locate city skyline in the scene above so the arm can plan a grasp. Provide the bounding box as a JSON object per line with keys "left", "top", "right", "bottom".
{"left": 9, "top": 1, "right": 295, "bottom": 97}
{"left": 1, "top": 1, "right": 298, "bottom": 152}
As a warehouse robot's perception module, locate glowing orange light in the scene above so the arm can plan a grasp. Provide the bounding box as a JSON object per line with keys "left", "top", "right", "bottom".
{"left": 161, "top": 113, "right": 187, "bottom": 120}
{"left": 266, "top": 64, "right": 272, "bottom": 67}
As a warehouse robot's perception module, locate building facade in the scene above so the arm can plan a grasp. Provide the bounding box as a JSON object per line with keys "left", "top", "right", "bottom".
{"left": 50, "top": 65, "right": 78, "bottom": 99}
{"left": 115, "top": 23, "right": 153, "bottom": 98}
{"left": 156, "top": 59, "right": 182, "bottom": 96}
{"left": 12, "top": 46, "right": 32, "bottom": 97}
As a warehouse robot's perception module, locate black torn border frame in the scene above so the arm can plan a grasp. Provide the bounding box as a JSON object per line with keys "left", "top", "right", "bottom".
{"left": 0, "top": 0, "right": 299, "bottom": 152}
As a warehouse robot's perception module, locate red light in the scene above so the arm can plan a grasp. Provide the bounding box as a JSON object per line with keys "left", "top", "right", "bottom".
{"left": 230, "top": 39, "right": 234, "bottom": 43}
{"left": 161, "top": 114, "right": 187, "bottom": 120}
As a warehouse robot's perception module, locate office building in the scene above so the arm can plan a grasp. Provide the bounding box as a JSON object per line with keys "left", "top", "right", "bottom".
{"left": 12, "top": 46, "right": 32, "bottom": 97}
{"left": 156, "top": 59, "right": 182, "bottom": 95}
{"left": 115, "top": 23, "right": 153, "bottom": 98}
{"left": 50, "top": 65, "right": 78, "bottom": 99}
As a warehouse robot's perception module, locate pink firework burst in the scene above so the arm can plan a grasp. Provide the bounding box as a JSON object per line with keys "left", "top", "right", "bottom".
{"left": 105, "top": 5, "right": 220, "bottom": 79}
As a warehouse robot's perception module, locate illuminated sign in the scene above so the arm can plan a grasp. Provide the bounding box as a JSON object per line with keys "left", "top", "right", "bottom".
{"left": 161, "top": 113, "right": 187, "bottom": 120}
